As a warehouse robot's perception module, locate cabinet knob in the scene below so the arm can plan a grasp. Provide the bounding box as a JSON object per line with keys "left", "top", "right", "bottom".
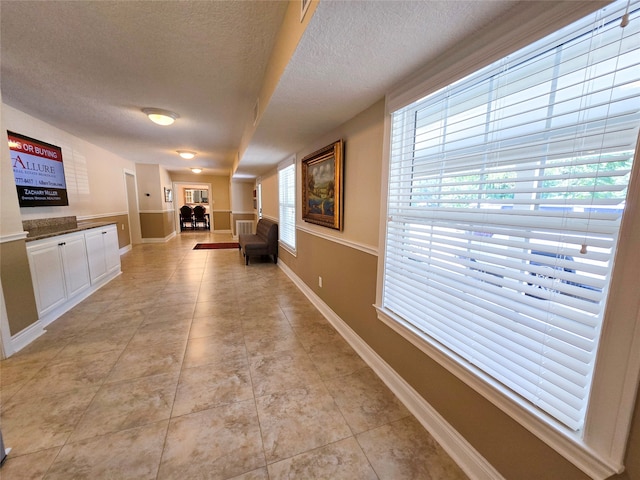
{"left": 58, "top": 242, "right": 66, "bottom": 246}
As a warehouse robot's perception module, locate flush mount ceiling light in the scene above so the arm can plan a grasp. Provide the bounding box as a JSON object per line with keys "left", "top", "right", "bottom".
{"left": 177, "top": 150, "right": 196, "bottom": 160}
{"left": 141, "top": 108, "right": 179, "bottom": 126}
{"left": 191, "top": 168, "right": 202, "bottom": 174}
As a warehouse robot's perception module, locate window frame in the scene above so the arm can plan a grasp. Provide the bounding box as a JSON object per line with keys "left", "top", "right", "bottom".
{"left": 278, "top": 157, "right": 297, "bottom": 253}
{"left": 375, "top": 1, "right": 640, "bottom": 477}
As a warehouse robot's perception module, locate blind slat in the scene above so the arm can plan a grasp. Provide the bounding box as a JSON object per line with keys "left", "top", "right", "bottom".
{"left": 278, "top": 163, "right": 296, "bottom": 249}
{"left": 383, "top": 0, "right": 639, "bottom": 432}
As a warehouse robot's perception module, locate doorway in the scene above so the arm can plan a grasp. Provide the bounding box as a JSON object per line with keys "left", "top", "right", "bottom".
{"left": 124, "top": 170, "right": 142, "bottom": 245}
{"left": 173, "top": 182, "right": 213, "bottom": 232}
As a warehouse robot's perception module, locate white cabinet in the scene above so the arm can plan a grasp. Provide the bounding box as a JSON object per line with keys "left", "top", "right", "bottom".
{"left": 60, "top": 234, "right": 92, "bottom": 297}
{"left": 27, "top": 233, "right": 91, "bottom": 316}
{"left": 85, "top": 225, "right": 120, "bottom": 284}
{"left": 27, "top": 223, "right": 121, "bottom": 323}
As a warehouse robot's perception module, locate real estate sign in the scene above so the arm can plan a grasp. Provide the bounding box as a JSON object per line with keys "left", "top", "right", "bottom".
{"left": 8, "top": 131, "right": 69, "bottom": 207}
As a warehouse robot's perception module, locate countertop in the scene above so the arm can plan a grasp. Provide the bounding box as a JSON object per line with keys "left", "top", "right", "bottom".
{"left": 25, "top": 222, "right": 117, "bottom": 242}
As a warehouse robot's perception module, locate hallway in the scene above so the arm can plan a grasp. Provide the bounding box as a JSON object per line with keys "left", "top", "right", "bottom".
{"left": 0, "top": 232, "right": 467, "bottom": 479}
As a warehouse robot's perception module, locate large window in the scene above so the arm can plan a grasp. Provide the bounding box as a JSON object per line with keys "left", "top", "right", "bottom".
{"left": 380, "top": 0, "right": 639, "bottom": 475}
{"left": 278, "top": 159, "right": 296, "bottom": 251}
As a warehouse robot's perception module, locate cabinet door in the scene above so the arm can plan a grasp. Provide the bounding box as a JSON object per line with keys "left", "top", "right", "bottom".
{"left": 27, "top": 241, "right": 67, "bottom": 316}
{"left": 85, "top": 229, "right": 107, "bottom": 283}
{"left": 103, "top": 226, "right": 121, "bottom": 274}
{"left": 60, "top": 234, "right": 91, "bottom": 298}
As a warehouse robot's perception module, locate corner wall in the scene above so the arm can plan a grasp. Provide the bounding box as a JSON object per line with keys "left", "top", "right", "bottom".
{"left": 137, "top": 164, "right": 176, "bottom": 241}
{"left": 231, "top": 181, "right": 256, "bottom": 235}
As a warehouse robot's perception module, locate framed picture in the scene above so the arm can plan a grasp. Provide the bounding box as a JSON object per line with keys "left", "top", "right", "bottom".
{"left": 300, "top": 0, "right": 311, "bottom": 21}
{"left": 164, "top": 187, "right": 172, "bottom": 203}
{"left": 302, "top": 139, "right": 344, "bottom": 230}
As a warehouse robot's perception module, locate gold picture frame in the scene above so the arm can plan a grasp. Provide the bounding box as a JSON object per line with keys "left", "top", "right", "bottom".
{"left": 300, "top": 0, "right": 311, "bottom": 21}
{"left": 302, "top": 139, "right": 344, "bottom": 230}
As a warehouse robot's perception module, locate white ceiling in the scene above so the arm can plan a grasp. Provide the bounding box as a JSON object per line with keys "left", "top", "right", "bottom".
{"left": 1, "top": 0, "right": 521, "bottom": 179}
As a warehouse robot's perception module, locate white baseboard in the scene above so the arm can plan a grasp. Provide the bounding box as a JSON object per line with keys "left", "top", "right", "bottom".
{"left": 10, "top": 269, "right": 122, "bottom": 355}
{"left": 277, "top": 260, "right": 504, "bottom": 480}
{"left": 37, "top": 270, "right": 121, "bottom": 328}
{"left": 11, "top": 320, "right": 45, "bottom": 353}
{"left": 141, "top": 231, "right": 176, "bottom": 243}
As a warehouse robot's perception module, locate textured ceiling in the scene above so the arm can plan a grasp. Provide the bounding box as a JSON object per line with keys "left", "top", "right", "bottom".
{"left": 1, "top": 0, "right": 521, "bottom": 178}
{"left": 239, "top": 0, "right": 519, "bottom": 177}
{"left": 1, "top": 0, "right": 288, "bottom": 175}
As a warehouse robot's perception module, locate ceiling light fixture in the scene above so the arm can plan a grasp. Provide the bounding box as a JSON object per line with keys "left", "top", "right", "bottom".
{"left": 141, "top": 108, "right": 179, "bottom": 126}
{"left": 177, "top": 150, "right": 196, "bottom": 160}
{"left": 191, "top": 168, "right": 202, "bottom": 174}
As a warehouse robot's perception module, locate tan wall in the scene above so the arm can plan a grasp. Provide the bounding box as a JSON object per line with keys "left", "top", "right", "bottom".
{"left": 139, "top": 212, "right": 173, "bottom": 239}
{"left": 0, "top": 239, "right": 38, "bottom": 336}
{"left": 231, "top": 212, "right": 256, "bottom": 236}
{"left": 260, "top": 172, "right": 279, "bottom": 220}
{"left": 1, "top": 104, "right": 135, "bottom": 340}
{"left": 170, "top": 173, "right": 231, "bottom": 232}
{"left": 231, "top": 181, "right": 255, "bottom": 213}
{"left": 170, "top": 173, "right": 231, "bottom": 211}
{"left": 283, "top": 210, "right": 636, "bottom": 480}
{"left": 212, "top": 211, "right": 231, "bottom": 231}
{"left": 626, "top": 399, "right": 640, "bottom": 479}
{"left": 296, "top": 100, "right": 384, "bottom": 247}
{"left": 136, "top": 164, "right": 164, "bottom": 212}
{"left": 236, "top": 0, "right": 319, "bottom": 171}
{"left": 271, "top": 96, "right": 640, "bottom": 480}
{"left": 1, "top": 103, "right": 24, "bottom": 236}
{"left": 3, "top": 104, "right": 133, "bottom": 221}
{"left": 136, "top": 165, "right": 176, "bottom": 239}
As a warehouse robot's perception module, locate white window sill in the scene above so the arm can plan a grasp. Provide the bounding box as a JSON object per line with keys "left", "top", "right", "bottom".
{"left": 375, "top": 305, "right": 623, "bottom": 479}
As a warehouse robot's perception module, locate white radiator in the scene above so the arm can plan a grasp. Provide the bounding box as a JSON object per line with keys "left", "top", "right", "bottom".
{"left": 236, "top": 220, "right": 254, "bottom": 236}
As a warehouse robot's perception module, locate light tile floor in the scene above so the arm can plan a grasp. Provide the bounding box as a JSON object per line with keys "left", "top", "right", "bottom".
{"left": 0, "top": 231, "right": 469, "bottom": 479}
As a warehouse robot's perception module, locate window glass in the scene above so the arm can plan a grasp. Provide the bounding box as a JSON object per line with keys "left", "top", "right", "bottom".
{"left": 383, "top": 0, "right": 639, "bottom": 433}
{"left": 279, "top": 163, "right": 296, "bottom": 250}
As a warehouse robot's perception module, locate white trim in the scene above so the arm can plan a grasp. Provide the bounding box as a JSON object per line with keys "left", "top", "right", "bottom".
{"left": 124, "top": 169, "right": 142, "bottom": 246}
{"left": 231, "top": 211, "right": 256, "bottom": 215}
{"left": 278, "top": 155, "right": 296, "bottom": 170}
{"left": 300, "top": 0, "right": 311, "bottom": 22}
{"left": 277, "top": 260, "right": 504, "bottom": 480}
{"left": 379, "top": 3, "right": 638, "bottom": 476}
{"left": 0, "top": 231, "right": 28, "bottom": 244}
{"left": 36, "top": 269, "right": 122, "bottom": 329}
{"left": 138, "top": 209, "right": 174, "bottom": 214}
{"left": 297, "top": 224, "right": 378, "bottom": 257}
{"left": 278, "top": 240, "right": 297, "bottom": 257}
{"left": 141, "top": 231, "right": 176, "bottom": 243}
{"left": 10, "top": 320, "right": 45, "bottom": 354}
{"left": 386, "top": 2, "right": 606, "bottom": 112}
{"left": 172, "top": 181, "right": 213, "bottom": 233}
{"left": 583, "top": 132, "right": 640, "bottom": 462}
{"left": 374, "top": 306, "right": 619, "bottom": 479}
{"left": 0, "top": 282, "right": 14, "bottom": 359}
{"left": 119, "top": 245, "right": 132, "bottom": 256}
{"left": 262, "top": 214, "right": 278, "bottom": 222}
{"left": 76, "top": 212, "right": 128, "bottom": 221}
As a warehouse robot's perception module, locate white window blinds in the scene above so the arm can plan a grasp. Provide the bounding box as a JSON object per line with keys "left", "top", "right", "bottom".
{"left": 383, "top": 0, "right": 640, "bottom": 432}
{"left": 279, "top": 162, "right": 296, "bottom": 250}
